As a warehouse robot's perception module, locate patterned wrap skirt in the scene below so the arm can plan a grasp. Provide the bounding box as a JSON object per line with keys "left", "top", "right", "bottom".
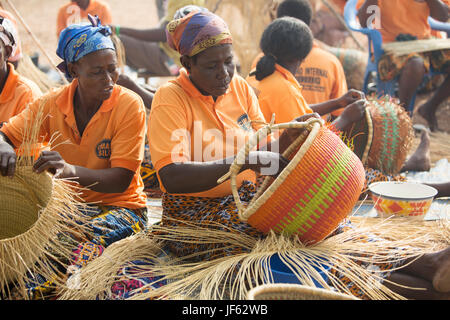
{"left": 378, "top": 48, "right": 450, "bottom": 82}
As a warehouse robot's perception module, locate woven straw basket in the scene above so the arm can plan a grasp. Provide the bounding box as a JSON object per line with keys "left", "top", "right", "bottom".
{"left": 222, "top": 118, "right": 365, "bottom": 244}
{"left": 247, "top": 283, "right": 358, "bottom": 300}
{"left": 346, "top": 97, "right": 413, "bottom": 175}
{"left": 0, "top": 166, "right": 54, "bottom": 285}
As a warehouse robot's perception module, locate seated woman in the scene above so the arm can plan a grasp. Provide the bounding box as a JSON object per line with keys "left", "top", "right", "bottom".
{"left": 358, "top": 0, "right": 450, "bottom": 131}
{"left": 0, "top": 16, "right": 148, "bottom": 298}
{"left": 0, "top": 15, "right": 42, "bottom": 127}
{"left": 144, "top": 11, "right": 450, "bottom": 300}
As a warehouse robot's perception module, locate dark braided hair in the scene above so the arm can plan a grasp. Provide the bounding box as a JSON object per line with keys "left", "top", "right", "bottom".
{"left": 254, "top": 17, "right": 313, "bottom": 81}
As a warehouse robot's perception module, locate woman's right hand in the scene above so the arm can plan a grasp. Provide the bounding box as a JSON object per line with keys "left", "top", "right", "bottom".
{"left": 244, "top": 151, "right": 290, "bottom": 177}
{"left": 0, "top": 141, "right": 17, "bottom": 177}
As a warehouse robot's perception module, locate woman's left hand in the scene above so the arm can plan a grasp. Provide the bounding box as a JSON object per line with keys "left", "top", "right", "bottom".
{"left": 33, "top": 150, "right": 75, "bottom": 178}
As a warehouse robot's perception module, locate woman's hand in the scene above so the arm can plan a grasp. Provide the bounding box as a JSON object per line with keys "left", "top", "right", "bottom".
{"left": 33, "top": 150, "right": 75, "bottom": 178}
{"left": 337, "top": 89, "right": 365, "bottom": 109}
{"left": 0, "top": 141, "right": 17, "bottom": 177}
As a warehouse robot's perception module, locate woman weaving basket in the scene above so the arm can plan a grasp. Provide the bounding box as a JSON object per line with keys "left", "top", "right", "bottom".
{"left": 0, "top": 15, "right": 148, "bottom": 298}
{"left": 138, "top": 11, "right": 450, "bottom": 300}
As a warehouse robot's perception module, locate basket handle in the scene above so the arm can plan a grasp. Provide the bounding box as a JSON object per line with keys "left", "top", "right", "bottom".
{"left": 217, "top": 117, "right": 323, "bottom": 217}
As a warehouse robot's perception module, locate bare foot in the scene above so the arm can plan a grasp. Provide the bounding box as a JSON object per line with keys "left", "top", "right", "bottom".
{"left": 417, "top": 104, "right": 439, "bottom": 132}
{"left": 401, "top": 129, "right": 431, "bottom": 172}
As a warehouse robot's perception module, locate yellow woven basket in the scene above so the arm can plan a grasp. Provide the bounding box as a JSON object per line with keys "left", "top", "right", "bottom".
{"left": 0, "top": 166, "right": 57, "bottom": 290}
{"left": 221, "top": 118, "right": 365, "bottom": 244}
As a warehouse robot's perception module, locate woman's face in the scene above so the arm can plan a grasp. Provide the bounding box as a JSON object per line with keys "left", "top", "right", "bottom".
{"left": 182, "top": 44, "right": 235, "bottom": 99}
{"left": 69, "top": 49, "right": 119, "bottom": 101}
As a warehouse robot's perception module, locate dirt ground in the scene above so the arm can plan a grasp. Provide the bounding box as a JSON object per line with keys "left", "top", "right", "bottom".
{"left": 6, "top": 0, "right": 450, "bottom": 166}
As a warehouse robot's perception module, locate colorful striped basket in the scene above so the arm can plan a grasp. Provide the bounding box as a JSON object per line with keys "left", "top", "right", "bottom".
{"left": 220, "top": 118, "right": 365, "bottom": 244}
{"left": 344, "top": 96, "right": 414, "bottom": 175}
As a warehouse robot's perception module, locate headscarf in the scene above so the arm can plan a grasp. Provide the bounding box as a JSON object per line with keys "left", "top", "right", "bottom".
{"left": 56, "top": 14, "right": 115, "bottom": 78}
{"left": 0, "top": 12, "right": 20, "bottom": 62}
{"left": 166, "top": 11, "right": 233, "bottom": 57}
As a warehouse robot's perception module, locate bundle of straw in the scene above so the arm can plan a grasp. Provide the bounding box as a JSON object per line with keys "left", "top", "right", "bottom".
{"left": 58, "top": 214, "right": 449, "bottom": 300}
{"left": 0, "top": 100, "right": 91, "bottom": 299}
{"left": 383, "top": 39, "right": 450, "bottom": 57}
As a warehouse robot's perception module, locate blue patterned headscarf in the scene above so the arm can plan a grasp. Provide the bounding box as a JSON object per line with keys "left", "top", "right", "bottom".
{"left": 56, "top": 15, "right": 115, "bottom": 78}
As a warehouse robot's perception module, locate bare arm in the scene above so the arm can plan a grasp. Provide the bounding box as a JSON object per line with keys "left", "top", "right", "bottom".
{"left": 32, "top": 150, "right": 135, "bottom": 194}
{"left": 117, "top": 74, "right": 154, "bottom": 110}
{"left": 310, "top": 90, "right": 365, "bottom": 116}
{"left": 158, "top": 151, "right": 289, "bottom": 194}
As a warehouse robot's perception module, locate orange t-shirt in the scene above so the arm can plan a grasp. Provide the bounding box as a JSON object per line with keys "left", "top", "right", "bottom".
{"left": 295, "top": 43, "right": 348, "bottom": 116}
{"left": 246, "top": 63, "right": 313, "bottom": 124}
{"left": 1, "top": 80, "right": 147, "bottom": 209}
{"left": 148, "top": 68, "right": 268, "bottom": 198}
{"left": 56, "top": 0, "right": 113, "bottom": 36}
{"left": 0, "top": 63, "right": 42, "bottom": 126}
{"left": 360, "top": 0, "right": 450, "bottom": 43}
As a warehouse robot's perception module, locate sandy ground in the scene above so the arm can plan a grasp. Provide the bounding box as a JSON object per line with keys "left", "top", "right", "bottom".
{"left": 5, "top": 0, "right": 450, "bottom": 166}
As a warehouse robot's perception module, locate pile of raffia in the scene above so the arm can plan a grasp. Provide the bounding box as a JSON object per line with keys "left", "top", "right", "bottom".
{"left": 58, "top": 212, "right": 449, "bottom": 300}
{"left": 0, "top": 101, "right": 91, "bottom": 299}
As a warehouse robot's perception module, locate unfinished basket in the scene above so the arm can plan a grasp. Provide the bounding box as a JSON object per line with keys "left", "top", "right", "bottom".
{"left": 247, "top": 283, "right": 358, "bottom": 300}
{"left": 221, "top": 118, "right": 365, "bottom": 244}
{"left": 0, "top": 165, "right": 90, "bottom": 299}
{"left": 344, "top": 96, "right": 413, "bottom": 175}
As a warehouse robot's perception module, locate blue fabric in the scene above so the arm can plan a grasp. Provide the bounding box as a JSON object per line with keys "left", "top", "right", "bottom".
{"left": 56, "top": 14, "right": 115, "bottom": 78}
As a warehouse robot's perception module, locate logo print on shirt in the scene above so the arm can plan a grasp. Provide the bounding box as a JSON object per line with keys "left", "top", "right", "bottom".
{"left": 95, "top": 139, "right": 111, "bottom": 159}
{"left": 237, "top": 114, "right": 252, "bottom": 132}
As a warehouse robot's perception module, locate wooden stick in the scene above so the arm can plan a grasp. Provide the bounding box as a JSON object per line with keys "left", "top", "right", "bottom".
{"left": 2, "top": 0, "right": 69, "bottom": 84}
{"left": 320, "top": 0, "right": 365, "bottom": 51}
